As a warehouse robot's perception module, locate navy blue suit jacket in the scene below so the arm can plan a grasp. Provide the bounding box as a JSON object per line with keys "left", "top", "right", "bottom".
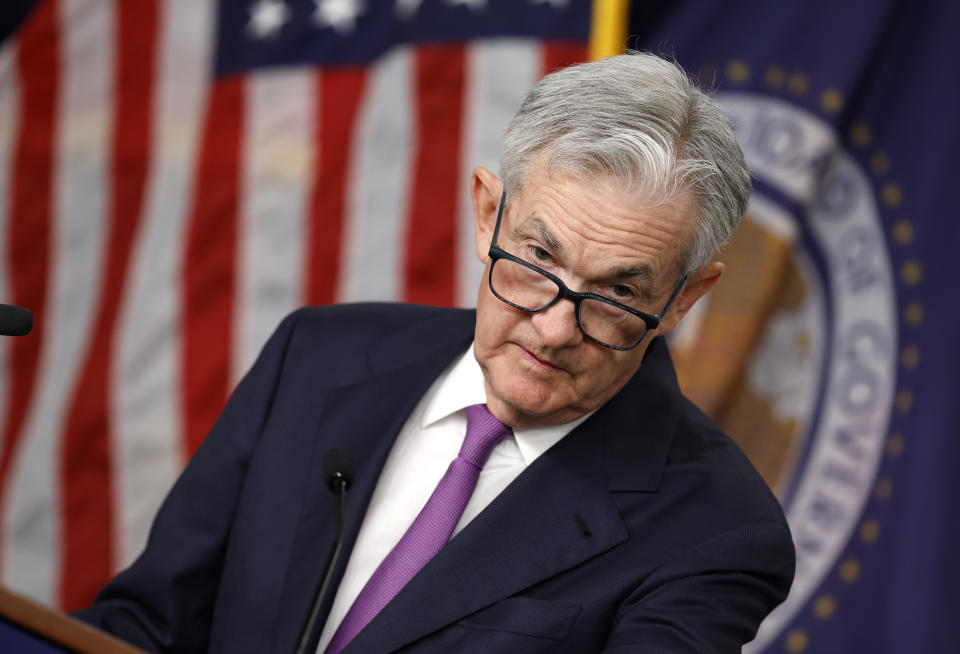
{"left": 77, "top": 303, "right": 795, "bottom": 653}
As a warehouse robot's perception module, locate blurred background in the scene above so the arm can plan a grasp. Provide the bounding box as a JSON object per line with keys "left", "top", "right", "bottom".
{"left": 0, "top": 0, "right": 957, "bottom": 651}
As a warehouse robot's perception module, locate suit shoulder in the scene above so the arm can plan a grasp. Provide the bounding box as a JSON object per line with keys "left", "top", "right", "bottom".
{"left": 283, "top": 303, "right": 470, "bottom": 343}
{"left": 290, "top": 302, "right": 458, "bottom": 329}
{"left": 669, "top": 396, "right": 790, "bottom": 530}
{"left": 263, "top": 303, "right": 473, "bottom": 390}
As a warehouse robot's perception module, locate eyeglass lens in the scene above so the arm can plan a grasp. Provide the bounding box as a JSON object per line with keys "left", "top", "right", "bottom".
{"left": 490, "top": 257, "right": 649, "bottom": 348}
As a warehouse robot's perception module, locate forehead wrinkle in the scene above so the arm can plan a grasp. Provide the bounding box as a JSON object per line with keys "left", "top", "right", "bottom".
{"left": 515, "top": 210, "right": 666, "bottom": 290}
{"left": 512, "top": 215, "right": 564, "bottom": 254}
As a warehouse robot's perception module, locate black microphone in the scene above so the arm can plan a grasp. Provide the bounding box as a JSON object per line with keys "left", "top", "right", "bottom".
{"left": 294, "top": 448, "right": 354, "bottom": 654}
{"left": 0, "top": 304, "right": 32, "bottom": 336}
{"left": 322, "top": 448, "right": 354, "bottom": 494}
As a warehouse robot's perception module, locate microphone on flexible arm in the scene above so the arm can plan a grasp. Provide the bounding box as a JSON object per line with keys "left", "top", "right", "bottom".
{"left": 294, "top": 448, "right": 355, "bottom": 654}
{"left": 0, "top": 304, "right": 33, "bottom": 336}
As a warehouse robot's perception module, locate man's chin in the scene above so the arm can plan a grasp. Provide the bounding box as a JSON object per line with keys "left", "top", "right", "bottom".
{"left": 486, "top": 382, "right": 584, "bottom": 428}
{"left": 480, "top": 357, "right": 581, "bottom": 426}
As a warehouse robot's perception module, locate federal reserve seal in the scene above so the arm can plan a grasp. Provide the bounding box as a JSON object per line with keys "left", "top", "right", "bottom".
{"left": 670, "top": 74, "right": 911, "bottom": 652}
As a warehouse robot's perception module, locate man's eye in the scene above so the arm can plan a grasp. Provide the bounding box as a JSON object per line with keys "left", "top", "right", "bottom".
{"left": 608, "top": 285, "right": 636, "bottom": 300}
{"left": 530, "top": 246, "right": 553, "bottom": 263}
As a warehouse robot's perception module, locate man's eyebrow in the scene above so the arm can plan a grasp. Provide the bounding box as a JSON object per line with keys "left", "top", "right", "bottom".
{"left": 512, "top": 216, "right": 563, "bottom": 254}
{"left": 605, "top": 264, "right": 656, "bottom": 282}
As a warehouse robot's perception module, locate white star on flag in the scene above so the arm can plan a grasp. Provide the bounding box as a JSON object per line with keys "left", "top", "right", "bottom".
{"left": 395, "top": 0, "right": 423, "bottom": 20}
{"left": 314, "top": 0, "right": 366, "bottom": 35}
{"left": 247, "top": 0, "right": 291, "bottom": 40}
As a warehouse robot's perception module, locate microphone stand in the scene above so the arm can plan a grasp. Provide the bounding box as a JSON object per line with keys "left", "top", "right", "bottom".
{"left": 294, "top": 471, "right": 348, "bottom": 654}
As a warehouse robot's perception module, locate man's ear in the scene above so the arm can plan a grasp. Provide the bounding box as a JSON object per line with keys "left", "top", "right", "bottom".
{"left": 656, "top": 261, "right": 724, "bottom": 335}
{"left": 471, "top": 166, "right": 503, "bottom": 263}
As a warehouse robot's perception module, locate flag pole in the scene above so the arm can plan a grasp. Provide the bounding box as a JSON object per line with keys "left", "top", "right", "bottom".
{"left": 589, "top": 0, "right": 629, "bottom": 61}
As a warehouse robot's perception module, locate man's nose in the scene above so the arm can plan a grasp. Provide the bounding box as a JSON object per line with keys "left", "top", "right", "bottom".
{"left": 530, "top": 298, "right": 582, "bottom": 348}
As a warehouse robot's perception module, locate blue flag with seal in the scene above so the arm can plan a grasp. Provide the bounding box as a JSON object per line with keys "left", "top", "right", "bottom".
{"left": 628, "top": 1, "right": 960, "bottom": 651}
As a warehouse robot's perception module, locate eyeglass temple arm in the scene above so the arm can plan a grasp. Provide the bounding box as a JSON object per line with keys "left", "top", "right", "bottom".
{"left": 489, "top": 190, "right": 507, "bottom": 250}
{"left": 651, "top": 274, "right": 689, "bottom": 327}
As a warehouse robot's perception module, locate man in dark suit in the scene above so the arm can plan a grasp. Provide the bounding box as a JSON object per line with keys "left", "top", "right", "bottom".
{"left": 78, "top": 53, "right": 795, "bottom": 653}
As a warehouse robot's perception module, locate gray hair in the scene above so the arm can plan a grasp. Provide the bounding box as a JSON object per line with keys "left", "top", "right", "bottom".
{"left": 499, "top": 52, "right": 751, "bottom": 274}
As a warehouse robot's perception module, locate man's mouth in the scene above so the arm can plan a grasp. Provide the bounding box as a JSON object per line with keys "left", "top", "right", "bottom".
{"left": 517, "top": 344, "right": 564, "bottom": 372}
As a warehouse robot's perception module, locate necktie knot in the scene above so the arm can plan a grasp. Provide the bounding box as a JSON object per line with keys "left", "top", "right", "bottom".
{"left": 461, "top": 404, "right": 513, "bottom": 468}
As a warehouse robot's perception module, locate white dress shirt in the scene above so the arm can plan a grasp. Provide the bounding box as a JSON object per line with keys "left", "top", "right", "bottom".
{"left": 316, "top": 342, "right": 590, "bottom": 651}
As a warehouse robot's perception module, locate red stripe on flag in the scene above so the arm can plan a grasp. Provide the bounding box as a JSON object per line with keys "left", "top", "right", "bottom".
{"left": 58, "top": 0, "right": 158, "bottom": 611}
{"left": 0, "top": 0, "right": 59, "bottom": 580}
{"left": 181, "top": 77, "right": 244, "bottom": 458}
{"left": 541, "top": 41, "right": 589, "bottom": 77}
{"left": 307, "top": 68, "right": 367, "bottom": 306}
{"left": 404, "top": 45, "right": 466, "bottom": 307}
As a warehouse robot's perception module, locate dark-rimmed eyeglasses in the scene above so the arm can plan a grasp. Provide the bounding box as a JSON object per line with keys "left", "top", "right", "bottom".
{"left": 487, "top": 191, "right": 688, "bottom": 351}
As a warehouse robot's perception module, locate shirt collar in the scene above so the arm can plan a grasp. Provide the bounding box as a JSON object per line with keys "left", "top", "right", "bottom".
{"left": 422, "top": 342, "right": 592, "bottom": 466}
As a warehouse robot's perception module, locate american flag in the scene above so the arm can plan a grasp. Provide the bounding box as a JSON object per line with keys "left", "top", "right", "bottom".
{"left": 0, "top": 0, "right": 590, "bottom": 612}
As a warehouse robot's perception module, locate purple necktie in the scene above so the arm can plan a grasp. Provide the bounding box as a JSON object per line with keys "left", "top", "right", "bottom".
{"left": 324, "top": 404, "right": 512, "bottom": 654}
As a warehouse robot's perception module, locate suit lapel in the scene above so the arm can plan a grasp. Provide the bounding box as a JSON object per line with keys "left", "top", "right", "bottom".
{"left": 272, "top": 309, "right": 477, "bottom": 652}
{"left": 600, "top": 336, "right": 681, "bottom": 492}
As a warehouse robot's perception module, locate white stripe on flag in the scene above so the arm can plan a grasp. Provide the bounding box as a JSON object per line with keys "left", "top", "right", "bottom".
{"left": 338, "top": 47, "right": 415, "bottom": 303}
{"left": 232, "top": 69, "right": 313, "bottom": 386}
{"left": 456, "top": 41, "right": 540, "bottom": 307}
{"left": 3, "top": 0, "right": 114, "bottom": 603}
{"left": 0, "top": 44, "right": 17, "bottom": 477}
{"left": 111, "top": 0, "right": 215, "bottom": 570}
